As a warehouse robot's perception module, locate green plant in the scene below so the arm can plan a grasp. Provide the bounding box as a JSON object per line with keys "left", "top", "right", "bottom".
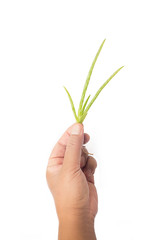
{"left": 64, "top": 39, "right": 124, "bottom": 123}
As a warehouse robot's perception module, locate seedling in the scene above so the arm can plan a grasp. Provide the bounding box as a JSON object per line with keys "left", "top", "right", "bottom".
{"left": 64, "top": 39, "right": 124, "bottom": 123}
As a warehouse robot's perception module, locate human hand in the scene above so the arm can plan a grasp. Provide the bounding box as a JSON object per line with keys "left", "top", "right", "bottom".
{"left": 46, "top": 123, "right": 97, "bottom": 239}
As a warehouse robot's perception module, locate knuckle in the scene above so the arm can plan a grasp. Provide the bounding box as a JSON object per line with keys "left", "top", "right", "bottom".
{"left": 67, "top": 136, "right": 79, "bottom": 149}
{"left": 88, "top": 156, "right": 97, "bottom": 167}
{"left": 87, "top": 157, "right": 97, "bottom": 173}
{"left": 94, "top": 159, "right": 97, "bottom": 168}
{"left": 69, "top": 135, "right": 77, "bottom": 145}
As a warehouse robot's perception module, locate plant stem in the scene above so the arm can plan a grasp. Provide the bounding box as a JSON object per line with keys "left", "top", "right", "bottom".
{"left": 81, "top": 95, "right": 91, "bottom": 114}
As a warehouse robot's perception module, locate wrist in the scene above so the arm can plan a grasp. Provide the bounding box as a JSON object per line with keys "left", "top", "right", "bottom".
{"left": 58, "top": 213, "right": 96, "bottom": 240}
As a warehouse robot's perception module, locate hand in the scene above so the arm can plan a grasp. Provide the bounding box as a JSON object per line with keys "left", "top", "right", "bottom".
{"left": 46, "top": 123, "right": 98, "bottom": 239}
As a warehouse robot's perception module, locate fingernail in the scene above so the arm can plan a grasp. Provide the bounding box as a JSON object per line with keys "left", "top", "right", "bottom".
{"left": 71, "top": 124, "right": 82, "bottom": 135}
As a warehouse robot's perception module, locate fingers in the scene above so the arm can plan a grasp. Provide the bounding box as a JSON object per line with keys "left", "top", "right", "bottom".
{"left": 83, "top": 156, "right": 97, "bottom": 184}
{"left": 84, "top": 133, "right": 90, "bottom": 144}
{"left": 49, "top": 132, "right": 89, "bottom": 160}
{"left": 80, "top": 146, "right": 89, "bottom": 168}
{"left": 48, "top": 123, "right": 90, "bottom": 167}
{"left": 85, "top": 156, "right": 97, "bottom": 174}
{"left": 63, "top": 124, "right": 84, "bottom": 171}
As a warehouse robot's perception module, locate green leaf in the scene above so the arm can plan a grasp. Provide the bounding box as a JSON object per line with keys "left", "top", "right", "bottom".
{"left": 83, "top": 66, "right": 124, "bottom": 118}
{"left": 82, "top": 95, "right": 91, "bottom": 114}
{"left": 78, "top": 39, "right": 106, "bottom": 117}
{"left": 63, "top": 86, "right": 78, "bottom": 122}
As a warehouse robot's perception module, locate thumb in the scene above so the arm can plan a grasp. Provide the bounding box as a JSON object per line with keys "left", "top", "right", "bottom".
{"left": 63, "top": 123, "right": 84, "bottom": 171}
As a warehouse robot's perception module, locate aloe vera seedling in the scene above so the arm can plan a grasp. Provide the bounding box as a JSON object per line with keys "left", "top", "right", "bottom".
{"left": 64, "top": 39, "right": 124, "bottom": 123}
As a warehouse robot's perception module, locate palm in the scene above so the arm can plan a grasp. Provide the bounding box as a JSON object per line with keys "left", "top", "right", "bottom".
{"left": 48, "top": 155, "right": 98, "bottom": 218}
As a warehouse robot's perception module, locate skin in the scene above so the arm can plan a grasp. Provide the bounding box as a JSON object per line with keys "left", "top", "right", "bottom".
{"left": 46, "top": 123, "right": 98, "bottom": 240}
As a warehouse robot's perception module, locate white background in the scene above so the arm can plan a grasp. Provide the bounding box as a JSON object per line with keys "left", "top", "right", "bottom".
{"left": 0, "top": 0, "right": 160, "bottom": 239}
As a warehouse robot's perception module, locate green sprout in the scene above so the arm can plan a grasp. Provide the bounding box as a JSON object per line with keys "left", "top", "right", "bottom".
{"left": 64, "top": 39, "right": 124, "bottom": 123}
